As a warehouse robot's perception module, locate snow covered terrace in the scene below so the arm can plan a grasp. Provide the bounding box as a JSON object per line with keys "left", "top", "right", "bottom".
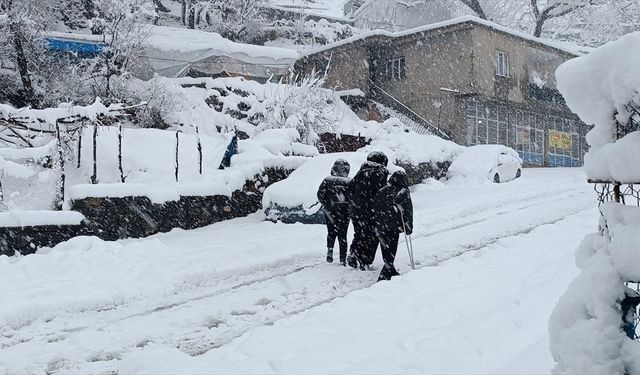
{"left": 300, "top": 15, "right": 588, "bottom": 59}
{"left": 45, "top": 26, "right": 299, "bottom": 80}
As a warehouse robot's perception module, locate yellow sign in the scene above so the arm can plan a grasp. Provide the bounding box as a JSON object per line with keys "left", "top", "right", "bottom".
{"left": 548, "top": 130, "right": 572, "bottom": 150}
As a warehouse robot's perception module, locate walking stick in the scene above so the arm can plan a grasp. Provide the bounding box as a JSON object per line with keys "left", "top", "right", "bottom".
{"left": 399, "top": 208, "right": 415, "bottom": 270}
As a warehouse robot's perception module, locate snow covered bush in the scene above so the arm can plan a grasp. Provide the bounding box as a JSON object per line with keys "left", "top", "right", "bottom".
{"left": 550, "top": 31, "right": 640, "bottom": 375}
{"left": 259, "top": 74, "right": 339, "bottom": 145}
{"left": 549, "top": 204, "right": 640, "bottom": 374}
{"left": 191, "top": 0, "right": 265, "bottom": 43}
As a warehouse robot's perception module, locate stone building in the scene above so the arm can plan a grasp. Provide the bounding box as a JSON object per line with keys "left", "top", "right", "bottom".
{"left": 296, "top": 16, "right": 588, "bottom": 167}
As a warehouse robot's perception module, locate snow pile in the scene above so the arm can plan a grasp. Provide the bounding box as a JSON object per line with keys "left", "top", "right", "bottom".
{"left": 262, "top": 151, "right": 401, "bottom": 211}
{"left": 0, "top": 210, "right": 84, "bottom": 227}
{"left": 549, "top": 202, "right": 640, "bottom": 375}
{"left": 360, "top": 122, "right": 463, "bottom": 165}
{"left": 556, "top": 31, "right": 640, "bottom": 182}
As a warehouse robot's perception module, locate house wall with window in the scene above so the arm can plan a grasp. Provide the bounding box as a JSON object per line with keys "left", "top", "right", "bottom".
{"left": 469, "top": 26, "right": 573, "bottom": 104}
{"left": 369, "top": 26, "right": 475, "bottom": 143}
{"left": 298, "top": 42, "right": 372, "bottom": 93}
{"left": 295, "top": 19, "right": 588, "bottom": 166}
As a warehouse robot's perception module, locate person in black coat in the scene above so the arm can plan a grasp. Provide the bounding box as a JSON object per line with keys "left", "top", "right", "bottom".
{"left": 374, "top": 170, "right": 413, "bottom": 281}
{"left": 317, "top": 159, "right": 351, "bottom": 265}
{"left": 346, "top": 151, "right": 389, "bottom": 270}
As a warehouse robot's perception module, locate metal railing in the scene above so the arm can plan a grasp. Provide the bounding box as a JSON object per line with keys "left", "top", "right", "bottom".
{"left": 369, "top": 79, "right": 451, "bottom": 140}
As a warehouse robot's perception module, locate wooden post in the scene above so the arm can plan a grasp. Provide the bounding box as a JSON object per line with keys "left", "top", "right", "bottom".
{"left": 196, "top": 126, "right": 202, "bottom": 175}
{"left": 77, "top": 122, "right": 82, "bottom": 168}
{"left": 118, "top": 123, "right": 125, "bottom": 183}
{"left": 614, "top": 182, "right": 622, "bottom": 203}
{"left": 91, "top": 122, "right": 98, "bottom": 184}
{"left": 55, "top": 121, "right": 65, "bottom": 210}
{"left": 175, "top": 130, "right": 180, "bottom": 182}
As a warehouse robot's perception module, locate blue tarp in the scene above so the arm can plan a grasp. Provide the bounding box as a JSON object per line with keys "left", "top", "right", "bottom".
{"left": 45, "top": 37, "right": 106, "bottom": 56}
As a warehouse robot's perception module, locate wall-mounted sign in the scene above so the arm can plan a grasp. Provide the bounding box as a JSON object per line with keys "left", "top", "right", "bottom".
{"left": 548, "top": 130, "right": 572, "bottom": 150}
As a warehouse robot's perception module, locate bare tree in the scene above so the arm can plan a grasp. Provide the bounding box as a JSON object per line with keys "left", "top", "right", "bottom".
{"left": 0, "top": 0, "right": 52, "bottom": 106}
{"left": 193, "top": 0, "right": 263, "bottom": 41}
{"left": 458, "top": 0, "right": 489, "bottom": 19}
{"left": 530, "top": 0, "right": 592, "bottom": 37}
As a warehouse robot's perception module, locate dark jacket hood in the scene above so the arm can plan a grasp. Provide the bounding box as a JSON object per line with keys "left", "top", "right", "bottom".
{"left": 366, "top": 151, "right": 388, "bottom": 167}
{"left": 330, "top": 158, "right": 350, "bottom": 177}
{"left": 389, "top": 171, "right": 409, "bottom": 188}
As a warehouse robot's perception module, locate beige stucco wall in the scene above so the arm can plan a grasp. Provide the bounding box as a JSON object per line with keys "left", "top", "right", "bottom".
{"left": 469, "top": 26, "right": 574, "bottom": 103}
{"left": 296, "top": 43, "right": 371, "bottom": 93}
{"left": 374, "top": 28, "right": 474, "bottom": 143}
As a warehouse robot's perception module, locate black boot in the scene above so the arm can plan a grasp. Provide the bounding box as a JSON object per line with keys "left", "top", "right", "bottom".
{"left": 346, "top": 254, "right": 358, "bottom": 269}
{"left": 326, "top": 248, "right": 334, "bottom": 263}
{"left": 377, "top": 264, "right": 399, "bottom": 281}
{"left": 339, "top": 253, "right": 346, "bottom": 267}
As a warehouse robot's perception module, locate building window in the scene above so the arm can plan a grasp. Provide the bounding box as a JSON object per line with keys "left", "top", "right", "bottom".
{"left": 385, "top": 57, "right": 405, "bottom": 81}
{"left": 496, "top": 50, "right": 510, "bottom": 77}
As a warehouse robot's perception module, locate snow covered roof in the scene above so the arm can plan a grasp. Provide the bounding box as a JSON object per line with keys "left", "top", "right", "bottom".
{"left": 261, "top": 0, "right": 351, "bottom": 22}
{"left": 44, "top": 26, "right": 299, "bottom": 78}
{"left": 44, "top": 31, "right": 109, "bottom": 55}
{"left": 301, "top": 15, "right": 586, "bottom": 59}
{"left": 143, "top": 26, "right": 298, "bottom": 68}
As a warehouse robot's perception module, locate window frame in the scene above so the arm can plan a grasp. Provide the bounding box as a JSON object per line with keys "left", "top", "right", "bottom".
{"left": 384, "top": 56, "right": 406, "bottom": 81}
{"left": 496, "top": 50, "right": 510, "bottom": 78}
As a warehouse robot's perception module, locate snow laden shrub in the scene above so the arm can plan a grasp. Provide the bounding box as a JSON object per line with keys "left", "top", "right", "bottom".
{"left": 191, "top": 0, "right": 265, "bottom": 43}
{"left": 259, "top": 75, "right": 339, "bottom": 145}
{"left": 550, "top": 31, "right": 640, "bottom": 375}
{"left": 549, "top": 204, "right": 640, "bottom": 374}
{"left": 126, "top": 76, "right": 183, "bottom": 129}
{"left": 264, "top": 18, "right": 356, "bottom": 47}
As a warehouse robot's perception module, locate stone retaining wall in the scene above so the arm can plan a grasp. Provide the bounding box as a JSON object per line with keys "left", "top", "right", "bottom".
{"left": 1, "top": 167, "right": 293, "bottom": 255}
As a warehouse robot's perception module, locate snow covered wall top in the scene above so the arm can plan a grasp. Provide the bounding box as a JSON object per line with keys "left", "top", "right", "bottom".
{"left": 556, "top": 32, "right": 640, "bottom": 182}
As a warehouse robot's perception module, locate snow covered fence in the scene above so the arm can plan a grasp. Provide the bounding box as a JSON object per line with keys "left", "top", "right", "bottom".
{"left": 0, "top": 211, "right": 86, "bottom": 256}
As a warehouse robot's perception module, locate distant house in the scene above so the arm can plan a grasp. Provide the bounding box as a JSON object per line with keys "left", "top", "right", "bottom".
{"left": 45, "top": 26, "right": 298, "bottom": 82}
{"left": 352, "top": 0, "right": 454, "bottom": 31}
{"left": 296, "top": 16, "right": 588, "bottom": 167}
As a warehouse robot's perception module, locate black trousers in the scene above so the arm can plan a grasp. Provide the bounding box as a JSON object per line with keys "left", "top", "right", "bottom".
{"left": 376, "top": 228, "right": 399, "bottom": 269}
{"left": 376, "top": 228, "right": 400, "bottom": 280}
{"left": 349, "top": 214, "right": 379, "bottom": 266}
{"left": 324, "top": 210, "right": 349, "bottom": 259}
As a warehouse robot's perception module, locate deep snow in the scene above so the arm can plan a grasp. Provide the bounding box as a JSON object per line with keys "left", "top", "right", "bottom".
{"left": 0, "top": 168, "right": 595, "bottom": 374}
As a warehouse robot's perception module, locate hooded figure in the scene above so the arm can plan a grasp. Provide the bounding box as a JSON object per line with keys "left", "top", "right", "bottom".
{"left": 346, "top": 151, "right": 390, "bottom": 269}
{"left": 373, "top": 170, "right": 413, "bottom": 281}
{"left": 317, "top": 158, "right": 351, "bottom": 265}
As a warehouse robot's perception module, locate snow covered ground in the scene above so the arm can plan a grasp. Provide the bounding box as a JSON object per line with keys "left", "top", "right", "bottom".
{"left": 0, "top": 168, "right": 596, "bottom": 374}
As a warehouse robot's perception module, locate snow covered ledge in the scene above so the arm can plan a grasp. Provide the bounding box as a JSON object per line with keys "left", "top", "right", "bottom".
{"left": 0, "top": 210, "right": 84, "bottom": 228}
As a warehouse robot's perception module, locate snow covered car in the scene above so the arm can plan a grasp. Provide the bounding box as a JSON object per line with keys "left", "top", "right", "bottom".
{"left": 448, "top": 145, "right": 522, "bottom": 183}
{"left": 262, "top": 152, "right": 402, "bottom": 224}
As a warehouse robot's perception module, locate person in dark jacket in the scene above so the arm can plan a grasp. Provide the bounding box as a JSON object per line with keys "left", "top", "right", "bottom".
{"left": 346, "top": 151, "right": 389, "bottom": 270}
{"left": 374, "top": 170, "right": 413, "bottom": 281}
{"left": 317, "top": 159, "right": 351, "bottom": 265}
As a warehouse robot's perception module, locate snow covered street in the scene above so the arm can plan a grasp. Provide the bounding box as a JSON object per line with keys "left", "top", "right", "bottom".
{"left": 0, "top": 168, "right": 596, "bottom": 374}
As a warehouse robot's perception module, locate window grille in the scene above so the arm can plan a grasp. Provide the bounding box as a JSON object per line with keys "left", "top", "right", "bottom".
{"left": 496, "top": 51, "right": 510, "bottom": 77}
